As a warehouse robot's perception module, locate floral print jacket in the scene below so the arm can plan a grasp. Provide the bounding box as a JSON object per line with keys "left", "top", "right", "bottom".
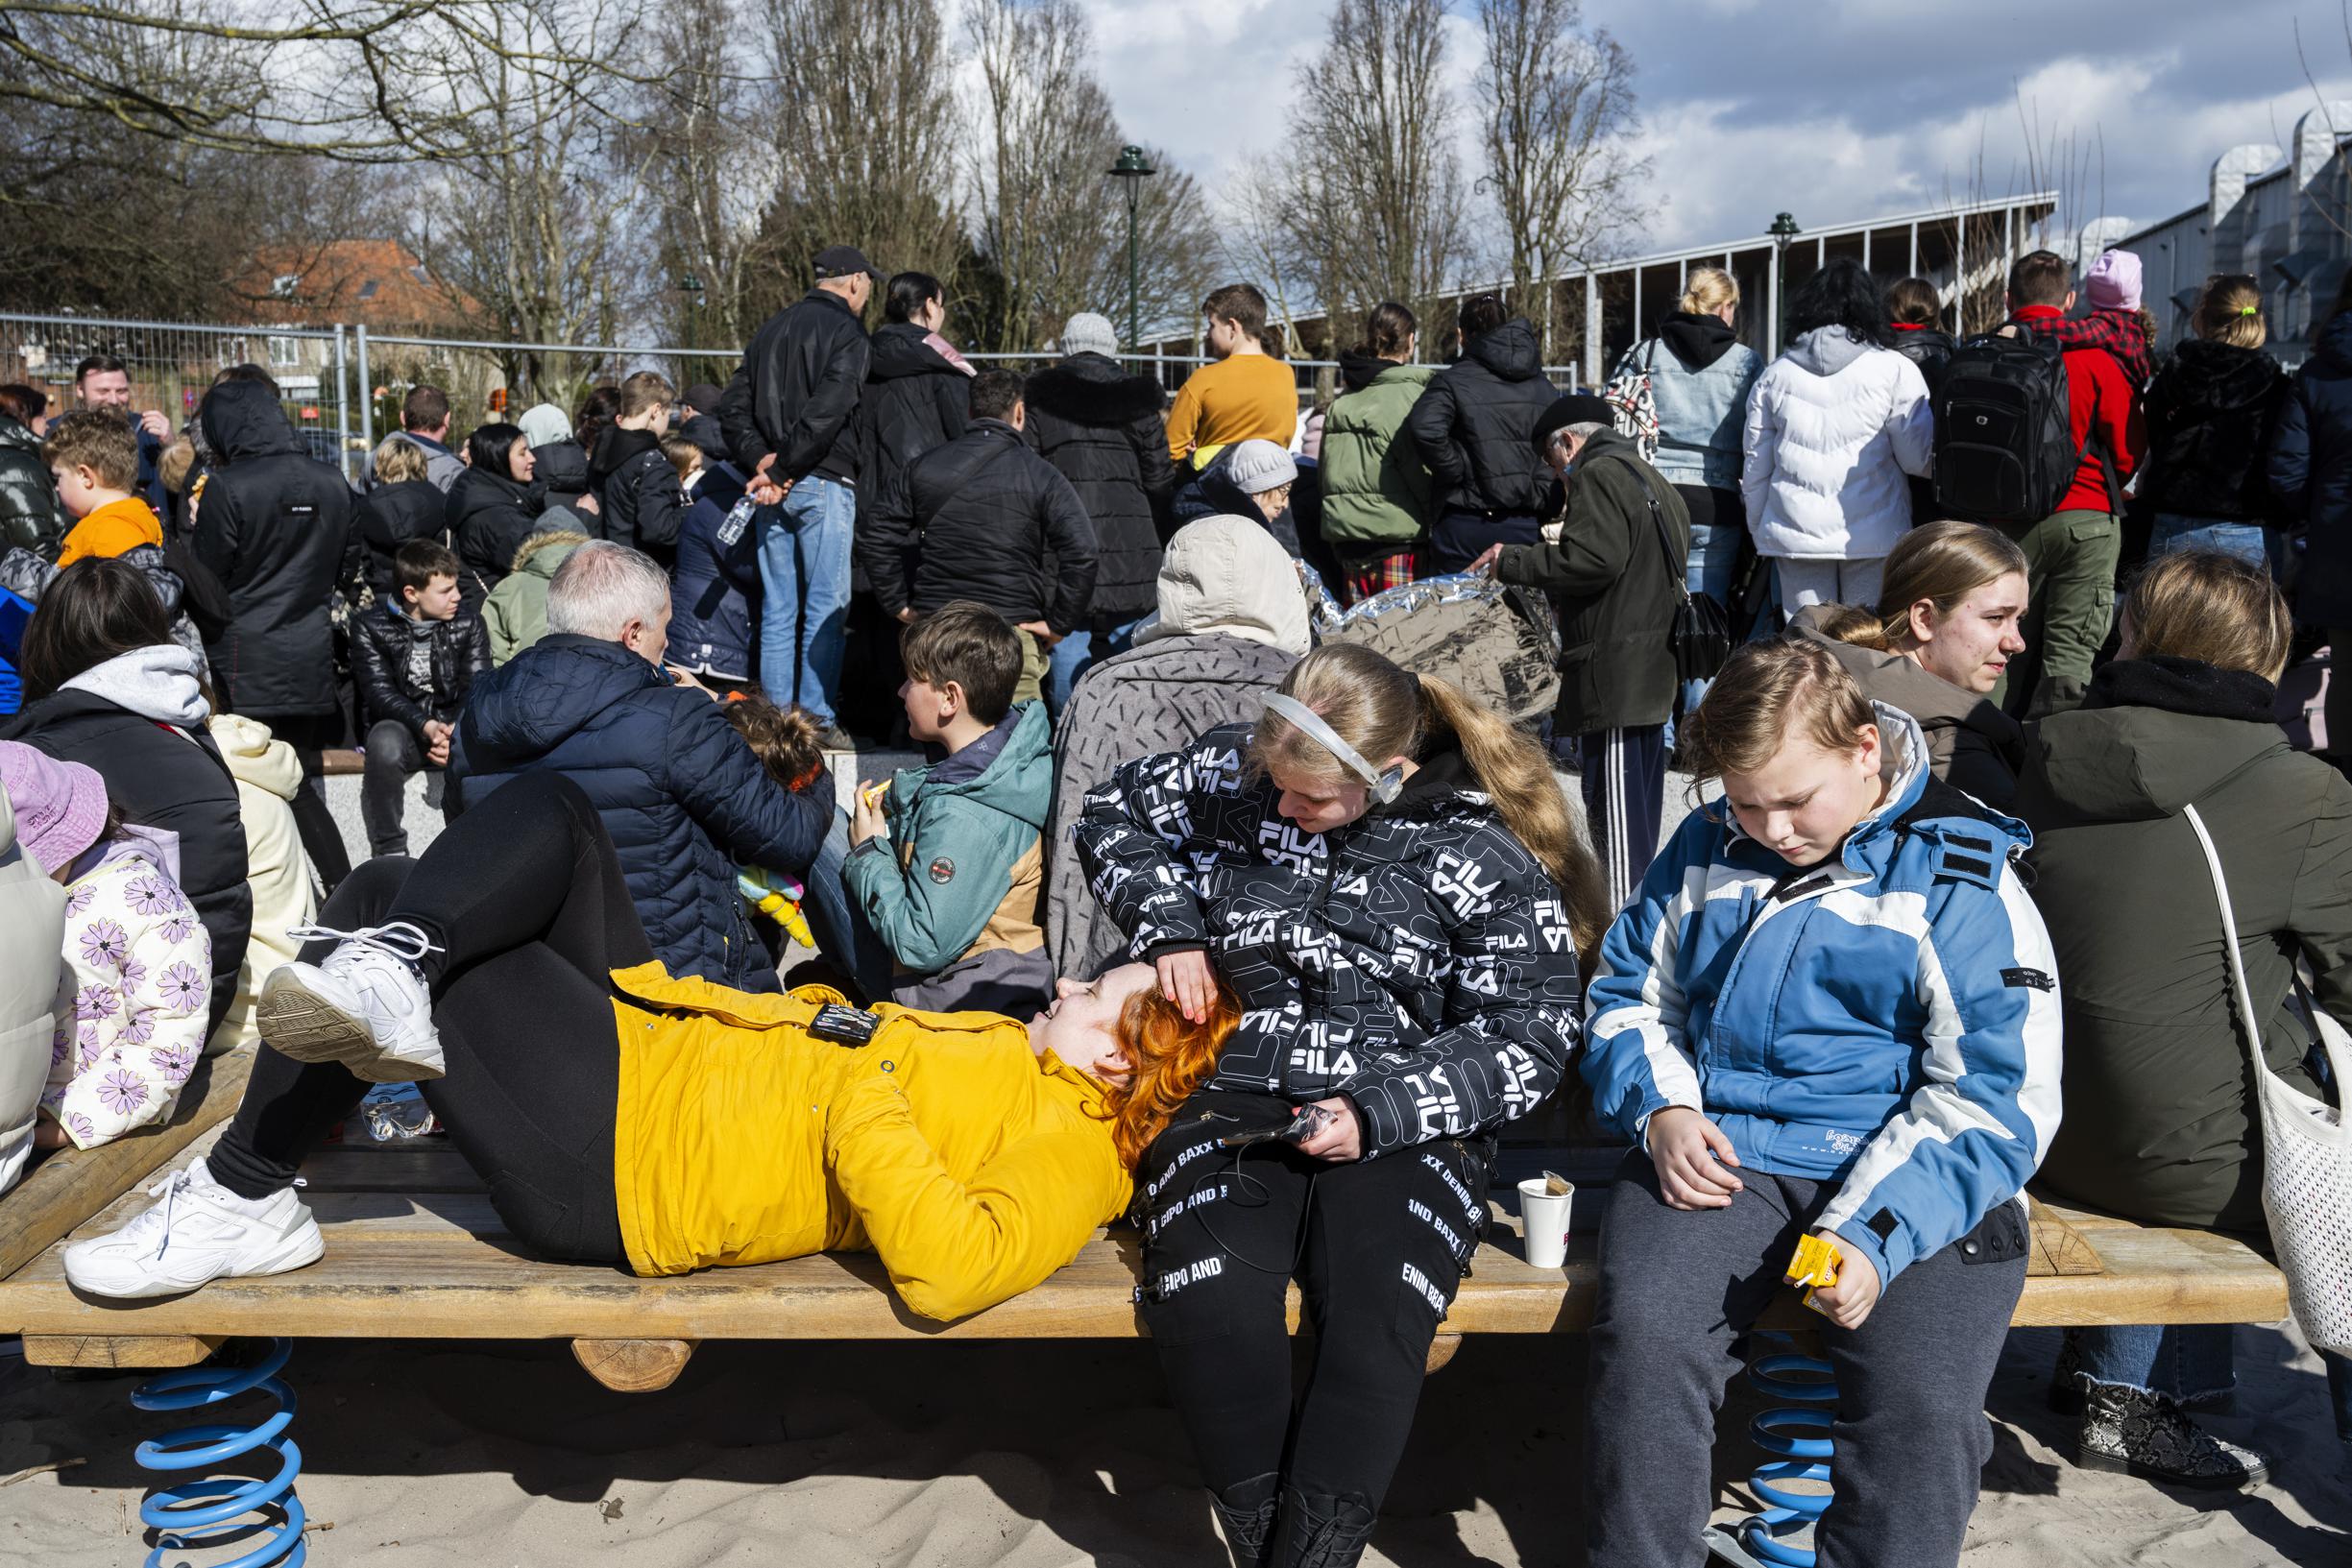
{"left": 39, "top": 845, "right": 211, "bottom": 1149}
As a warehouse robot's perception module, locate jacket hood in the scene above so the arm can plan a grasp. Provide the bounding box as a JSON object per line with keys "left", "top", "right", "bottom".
{"left": 1660, "top": 311, "right": 1740, "bottom": 371}
{"left": 1465, "top": 319, "right": 1545, "bottom": 381}
{"left": 867, "top": 322, "right": 963, "bottom": 382}
{"left": 2025, "top": 657, "right": 2286, "bottom": 820}
{"left": 1023, "top": 355, "right": 1165, "bottom": 424}
{"left": 199, "top": 380, "right": 301, "bottom": 462}
{"left": 586, "top": 424, "right": 661, "bottom": 487}
{"left": 1133, "top": 514, "right": 1311, "bottom": 657}
{"left": 463, "top": 633, "right": 666, "bottom": 757}
{"left": 1789, "top": 604, "right": 1999, "bottom": 730}
{"left": 79, "top": 824, "right": 183, "bottom": 887}
{"left": 2314, "top": 308, "right": 2352, "bottom": 374}
{"left": 531, "top": 439, "right": 590, "bottom": 495}
{"left": 59, "top": 643, "right": 210, "bottom": 726}
{"left": 516, "top": 403, "right": 572, "bottom": 448}
{"left": 206, "top": 712, "right": 304, "bottom": 800}
{"left": 1339, "top": 350, "right": 1390, "bottom": 392}
{"left": 2161, "top": 337, "right": 2283, "bottom": 406}
{"left": 512, "top": 529, "right": 590, "bottom": 579}
{"left": 1784, "top": 326, "right": 1874, "bottom": 378}
{"left": 905, "top": 701, "right": 1053, "bottom": 828}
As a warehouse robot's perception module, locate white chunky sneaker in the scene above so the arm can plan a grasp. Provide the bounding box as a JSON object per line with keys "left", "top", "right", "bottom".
{"left": 257, "top": 922, "right": 446, "bottom": 1082}
{"left": 63, "top": 1158, "right": 323, "bottom": 1300}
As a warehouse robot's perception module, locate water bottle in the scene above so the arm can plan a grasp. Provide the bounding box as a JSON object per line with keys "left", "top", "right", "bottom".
{"left": 360, "top": 1081, "right": 437, "bottom": 1142}
{"left": 715, "top": 496, "right": 757, "bottom": 546}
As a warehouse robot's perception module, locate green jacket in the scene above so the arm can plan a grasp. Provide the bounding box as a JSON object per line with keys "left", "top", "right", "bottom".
{"left": 2016, "top": 658, "right": 2352, "bottom": 1235}
{"left": 481, "top": 535, "right": 584, "bottom": 665}
{"left": 843, "top": 701, "right": 1053, "bottom": 994}
{"left": 1494, "top": 428, "right": 1687, "bottom": 735}
{"left": 1318, "top": 365, "right": 1436, "bottom": 547}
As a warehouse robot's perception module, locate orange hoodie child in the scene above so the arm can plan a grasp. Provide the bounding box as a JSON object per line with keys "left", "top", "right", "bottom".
{"left": 55, "top": 495, "right": 164, "bottom": 568}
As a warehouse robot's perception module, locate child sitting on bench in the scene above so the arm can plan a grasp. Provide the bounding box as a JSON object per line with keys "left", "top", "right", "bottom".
{"left": 65, "top": 770, "right": 1230, "bottom": 1323}
{"left": 1578, "top": 637, "right": 2062, "bottom": 1568}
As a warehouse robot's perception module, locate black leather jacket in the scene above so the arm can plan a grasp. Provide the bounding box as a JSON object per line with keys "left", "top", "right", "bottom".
{"left": 352, "top": 599, "right": 491, "bottom": 736}
{"left": 717, "top": 290, "right": 870, "bottom": 486}
{"left": 0, "top": 415, "right": 62, "bottom": 555}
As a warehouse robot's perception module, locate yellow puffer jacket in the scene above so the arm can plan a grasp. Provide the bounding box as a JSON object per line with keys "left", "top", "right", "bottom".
{"left": 607, "top": 962, "right": 1133, "bottom": 1321}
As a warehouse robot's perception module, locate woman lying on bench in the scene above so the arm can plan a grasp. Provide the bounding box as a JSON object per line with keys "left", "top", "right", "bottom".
{"left": 64, "top": 772, "right": 1231, "bottom": 1321}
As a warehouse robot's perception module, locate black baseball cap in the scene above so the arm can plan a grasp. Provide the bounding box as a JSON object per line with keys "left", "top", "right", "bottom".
{"left": 813, "top": 244, "right": 884, "bottom": 281}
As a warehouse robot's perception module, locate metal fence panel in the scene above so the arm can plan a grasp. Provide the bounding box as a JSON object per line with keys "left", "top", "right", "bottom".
{"left": 0, "top": 312, "right": 356, "bottom": 477}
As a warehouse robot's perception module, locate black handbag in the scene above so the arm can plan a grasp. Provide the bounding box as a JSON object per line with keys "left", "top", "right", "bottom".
{"left": 1606, "top": 457, "right": 1731, "bottom": 683}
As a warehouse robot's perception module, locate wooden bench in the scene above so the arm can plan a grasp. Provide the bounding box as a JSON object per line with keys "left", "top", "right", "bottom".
{"left": 0, "top": 1081, "right": 2291, "bottom": 1392}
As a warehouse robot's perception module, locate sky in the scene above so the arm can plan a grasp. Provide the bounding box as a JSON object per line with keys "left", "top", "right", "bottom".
{"left": 1077, "top": 0, "right": 2352, "bottom": 260}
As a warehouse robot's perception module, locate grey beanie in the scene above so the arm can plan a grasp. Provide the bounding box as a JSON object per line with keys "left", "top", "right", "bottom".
{"left": 1224, "top": 438, "right": 1297, "bottom": 495}
{"left": 1058, "top": 311, "right": 1119, "bottom": 359}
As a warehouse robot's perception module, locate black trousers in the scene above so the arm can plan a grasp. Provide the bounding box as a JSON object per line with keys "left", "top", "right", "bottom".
{"left": 257, "top": 709, "right": 355, "bottom": 893}
{"left": 1134, "top": 1088, "right": 1490, "bottom": 1513}
{"left": 359, "top": 719, "right": 438, "bottom": 856}
{"left": 209, "top": 772, "right": 647, "bottom": 1265}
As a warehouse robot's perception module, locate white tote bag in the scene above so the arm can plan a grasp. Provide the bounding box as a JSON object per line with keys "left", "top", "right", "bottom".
{"left": 2183, "top": 803, "right": 2352, "bottom": 1353}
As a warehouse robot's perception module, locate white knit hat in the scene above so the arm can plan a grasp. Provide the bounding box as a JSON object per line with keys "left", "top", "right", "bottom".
{"left": 1224, "top": 439, "right": 1297, "bottom": 495}
{"left": 1057, "top": 312, "right": 1119, "bottom": 359}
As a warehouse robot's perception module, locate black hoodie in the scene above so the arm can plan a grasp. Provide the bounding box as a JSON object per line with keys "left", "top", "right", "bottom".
{"left": 1403, "top": 318, "right": 1559, "bottom": 515}
{"left": 2141, "top": 338, "right": 2290, "bottom": 522}
{"left": 1659, "top": 310, "right": 1741, "bottom": 373}
{"left": 587, "top": 423, "right": 683, "bottom": 563}
{"left": 852, "top": 321, "right": 971, "bottom": 563}
{"left": 1023, "top": 351, "right": 1176, "bottom": 618}
{"left": 193, "top": 379, "right": 360, "bottom": 716}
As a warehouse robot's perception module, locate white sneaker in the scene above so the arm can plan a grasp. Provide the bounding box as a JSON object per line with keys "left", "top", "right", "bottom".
{"left": 63, "top": 1158, "right": 324, "bottom": 1299}
{"left": 258, "top": 922, "right": 446, "bottom": 1083}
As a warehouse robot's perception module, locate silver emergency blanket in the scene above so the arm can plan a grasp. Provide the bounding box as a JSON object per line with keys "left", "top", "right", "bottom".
{"left": 1324, "top": 573, "right": 1562, "bottom": 724}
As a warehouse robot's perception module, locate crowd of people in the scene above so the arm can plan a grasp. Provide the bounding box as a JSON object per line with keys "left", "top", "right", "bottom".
{"left": 0, "top": 235, "right": 2348, "bottom": 1568}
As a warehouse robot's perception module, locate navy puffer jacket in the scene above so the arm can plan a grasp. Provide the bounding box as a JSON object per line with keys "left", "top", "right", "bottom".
{"left": 448, "top": 633, "right": 831, "bottom": 991}
{"left": 2270, "top": 309, "right": 2352, "bottom": 624}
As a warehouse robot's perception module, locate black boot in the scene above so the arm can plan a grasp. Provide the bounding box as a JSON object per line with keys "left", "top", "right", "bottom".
{"left": 1270, "top": 1485, "right": 1378, "bottom": 1568}
{"left": 2076, "top": 1382, "right": 2270, "bottom": 1490}
{"left": 1208, "top": 1473, "right": 1281, "bottom": 1568}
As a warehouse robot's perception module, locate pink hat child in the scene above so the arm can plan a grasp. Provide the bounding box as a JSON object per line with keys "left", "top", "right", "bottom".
{"left": 0, "top": 740, "right": 109, "bottom": 877}
{"left": 2084, "top": 249, "right": 2144, "bottom": 313}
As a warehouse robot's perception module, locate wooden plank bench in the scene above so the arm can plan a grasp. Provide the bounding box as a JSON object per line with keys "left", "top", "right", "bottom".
{"left": 0, "top": 1123, "right": 2291, "bottom": 1393}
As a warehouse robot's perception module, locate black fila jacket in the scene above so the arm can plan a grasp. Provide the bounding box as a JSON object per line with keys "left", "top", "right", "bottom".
{"left": 1073, "top": 721, "right": 1582, "bottom": 1157}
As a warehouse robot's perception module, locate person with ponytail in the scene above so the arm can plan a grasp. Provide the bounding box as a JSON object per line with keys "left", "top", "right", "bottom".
{"left": 1789, "top": 519, "right": 2029, "bottom": 806}
{"left": 1074, "top": 641, "right": 1605, "bottom": 1568}
{"left": 1321, "top": 301, "right": 1437, "bottom": 602}
{"left": 2139, "top": 274, "right": 2290, "bottom": 573}
{"left": 1581, "top": 637, "right": 2061, "bottom": 1568}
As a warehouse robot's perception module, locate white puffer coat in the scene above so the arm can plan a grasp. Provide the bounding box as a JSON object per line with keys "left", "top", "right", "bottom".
{"left": 1741, "top": 328, "right": 1934, "bottom": 562}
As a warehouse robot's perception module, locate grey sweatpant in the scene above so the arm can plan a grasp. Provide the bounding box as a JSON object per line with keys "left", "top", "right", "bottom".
{"left": 1585, "top": 1151, "right": 2026, "bottom": 1568}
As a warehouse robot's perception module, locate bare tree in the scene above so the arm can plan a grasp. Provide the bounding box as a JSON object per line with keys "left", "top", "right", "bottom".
{"left": 1475, "top": 0, "right": 1649, "bottom": 359}
{"left": 638, "top": 0, "right": 777, "bottom": 350}
{"left": 1217, "top": 153, "right": 1318, "bottom": 355}
{"left": 0, "top": 0, "right": 666, "bottom": 161}
{"left": 757, "top": 0, "right": 964, "bottom": 324}
{"left": 1285, "top": 0, "right": 1468, "bottom": 346}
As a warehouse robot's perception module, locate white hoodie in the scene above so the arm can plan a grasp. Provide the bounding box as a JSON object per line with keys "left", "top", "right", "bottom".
{"left": 61, "top": 643, "right": 210, "bottom": 728}
{"left": 1741, "top": 328, "right": 1934, "bottom": 562}
{"left": 1131, "top": 515, "right": 1313, "bottom": 658}
{"left": 204, "top": 712, "right": 318, "bottom": 1053}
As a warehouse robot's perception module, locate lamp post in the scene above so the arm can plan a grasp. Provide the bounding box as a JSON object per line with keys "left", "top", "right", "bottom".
{"left": 677, "top": 273, "right": 704, "bottom": 352}
{"left": 1768, "top": 211, "right": 1801, "bottom": 355}
{"left": 1107, "top": 145, "right": 1155, "bottom": 359}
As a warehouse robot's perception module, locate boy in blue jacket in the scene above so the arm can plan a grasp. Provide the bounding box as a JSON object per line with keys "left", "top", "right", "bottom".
{"left": 842, "top": 602, "right": 1053, "bottom": 1014}
{"left": 1578, "top": 637, "right": 2062, "bottom": 1568}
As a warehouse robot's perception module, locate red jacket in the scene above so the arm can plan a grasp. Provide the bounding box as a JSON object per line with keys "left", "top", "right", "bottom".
{"left": 2013, "top": 304, "right": 2146, "bottom": 516}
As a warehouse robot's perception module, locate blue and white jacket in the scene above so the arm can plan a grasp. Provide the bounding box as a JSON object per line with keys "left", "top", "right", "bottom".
{"left": 1581, "top": 707, "right": 2062, "bottom": 1288}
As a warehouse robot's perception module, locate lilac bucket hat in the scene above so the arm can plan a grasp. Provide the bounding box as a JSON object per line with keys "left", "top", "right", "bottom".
{"left": 0, "top": 739, "right": 109, "bottom": 875}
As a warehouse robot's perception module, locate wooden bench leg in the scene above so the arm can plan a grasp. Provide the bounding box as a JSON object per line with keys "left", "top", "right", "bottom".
{"left": 20, "top": 1334, "right": 226, "bottom": 1370}
{"left": 571, "top": 1338, "right": 697, "bottom": 1392}
{"left": 1423, "top": 1333, "right": 1463, "bottom": 1375}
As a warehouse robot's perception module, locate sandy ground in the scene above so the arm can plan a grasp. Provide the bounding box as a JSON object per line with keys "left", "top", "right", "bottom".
{"left": 2, "top": 1324, "right": 2343, "bottom": 1565}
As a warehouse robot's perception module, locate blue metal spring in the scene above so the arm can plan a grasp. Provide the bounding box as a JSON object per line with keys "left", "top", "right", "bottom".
{"left": 1736, "top": 1333, "right": 1836, "bottom": 1568}
{"left": 130, "top": 1338, "right": 305, "bottom": 1568}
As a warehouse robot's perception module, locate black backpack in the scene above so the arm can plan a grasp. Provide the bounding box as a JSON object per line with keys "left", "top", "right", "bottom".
{"left": 1931, "top": 326, "right": 2113, "bottom": 524}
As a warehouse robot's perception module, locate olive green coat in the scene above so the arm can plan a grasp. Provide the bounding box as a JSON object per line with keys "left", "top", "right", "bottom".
{"left": 1318, "top": 365, "right": 1436, "bottom": 548}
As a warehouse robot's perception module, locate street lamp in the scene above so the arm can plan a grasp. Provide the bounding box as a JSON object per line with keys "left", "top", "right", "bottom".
{"left": 1107, "top": 145, "right": 1155, "bottom": 359}
{"left": 1768, "top": 211, "right": 1801, "bottom": 354}
{"left": 677, "top": 273, "right": 704, "bottom": 351}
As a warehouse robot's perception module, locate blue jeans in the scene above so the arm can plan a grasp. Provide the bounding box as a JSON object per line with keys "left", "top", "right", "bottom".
{"left": 1044, "top": 614, "right": 1146, "bottom": 720}
{"left": 2071, "top": 1323, "right": 2239, "bottom": 1405}
{"left": 2149, "top": 513, "right": 2280, "bottom": 577}
{"left": 799, "top": 804, "right": 899, "bottom": 1002}
{"left": 755, "top": 474, "right": 855, "bottom": 726}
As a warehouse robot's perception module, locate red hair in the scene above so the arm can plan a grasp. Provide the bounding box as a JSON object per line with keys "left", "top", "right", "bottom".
{"left": 1099, "top": 978, "right": 1241, "bottom": 1169}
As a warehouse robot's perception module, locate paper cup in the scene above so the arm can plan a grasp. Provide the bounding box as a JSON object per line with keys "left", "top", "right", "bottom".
{"left": 1517, "top": 1176, "right": 1573, "bottom": 1269}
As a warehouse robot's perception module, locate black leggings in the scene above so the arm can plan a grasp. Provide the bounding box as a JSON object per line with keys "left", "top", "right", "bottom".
{"left": 1133, "top": 1088, "right": 1491, "bottom": 1515}
{"left": 209, "top": 772, "right": 651, "bottom": 1266}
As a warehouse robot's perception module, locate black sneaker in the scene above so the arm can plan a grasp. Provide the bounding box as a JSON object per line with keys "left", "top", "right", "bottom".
{"left": 2076, "top": 1383, "right": 2270, "bottom": 1489}
{"left": 814, "top": 724, "right": 858, "bottom": 753}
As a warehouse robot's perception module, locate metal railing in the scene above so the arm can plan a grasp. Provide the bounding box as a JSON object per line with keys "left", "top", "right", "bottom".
{"left": 0, "top": 309, "right": 1598, "bottom": 485}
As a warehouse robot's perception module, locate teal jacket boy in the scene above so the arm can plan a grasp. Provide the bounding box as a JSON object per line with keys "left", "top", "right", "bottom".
{"left": 843, "top": 699, "right": 1055, "bottom": 1014}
